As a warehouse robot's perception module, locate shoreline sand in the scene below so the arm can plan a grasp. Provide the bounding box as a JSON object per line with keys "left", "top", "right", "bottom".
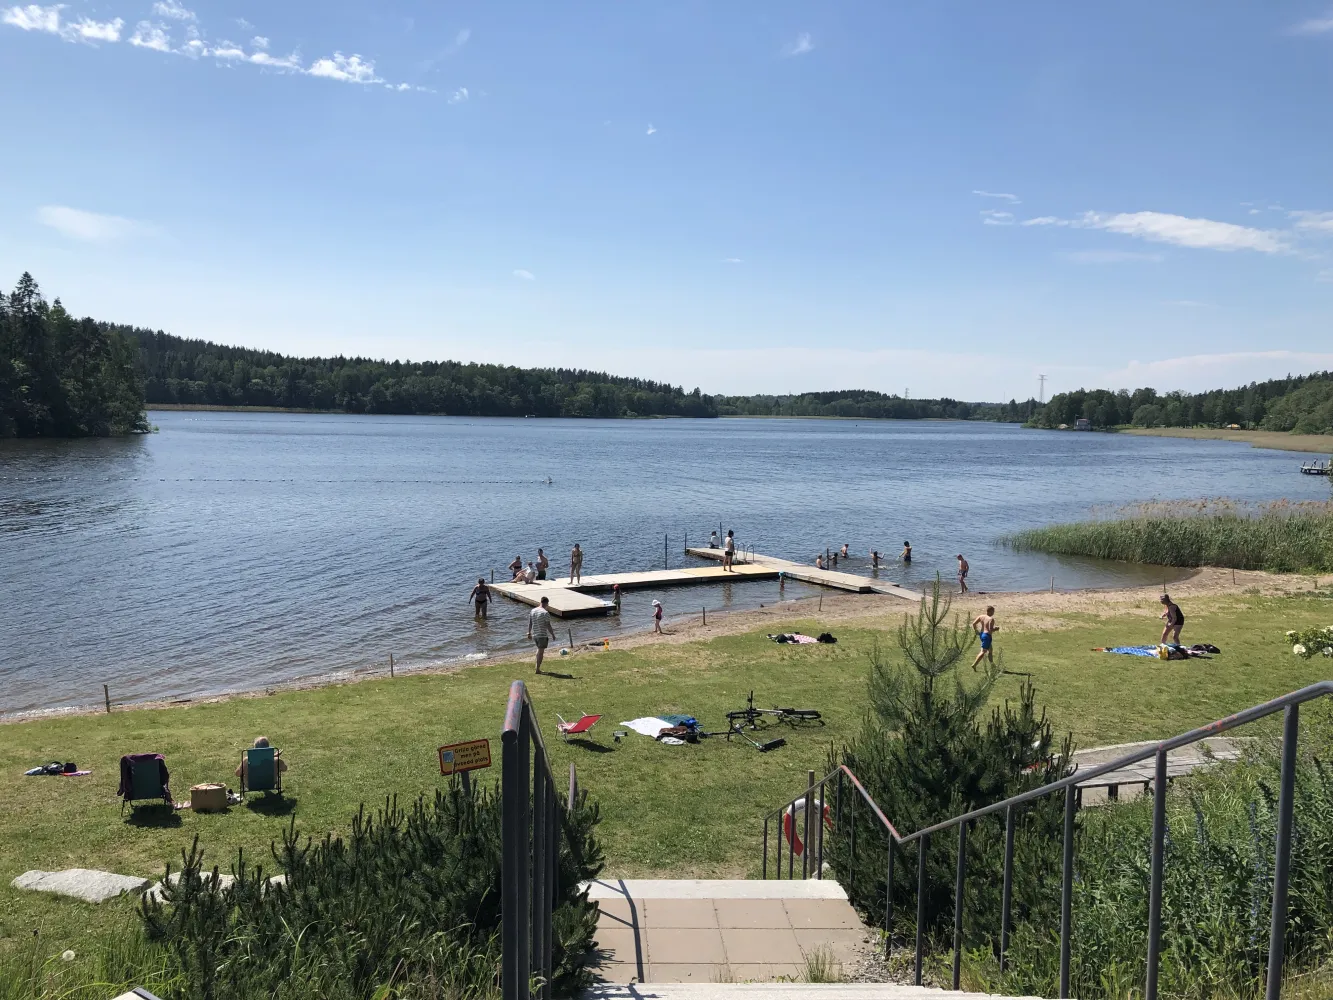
{"left": 1122, "top": 426, "right": 1333, "bottom": 455}
{"left": 6, "top": 565, "right": 1328, "bottom": 727}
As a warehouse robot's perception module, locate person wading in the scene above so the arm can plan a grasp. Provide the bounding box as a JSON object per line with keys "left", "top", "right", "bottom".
{"left": 900, "top": 541, "right": 912, "bottom": 565}
{"left": 469, "top": 577, "right": 490, "bottom": 620}
{"left": 527, "top": 596, "right": 557, "bottom": 673}
{"left": 971, "top": 605, "right": 997, "bottom": 670}
{"left": 1159, "top": 593, "right": 1185, "bottom": 644}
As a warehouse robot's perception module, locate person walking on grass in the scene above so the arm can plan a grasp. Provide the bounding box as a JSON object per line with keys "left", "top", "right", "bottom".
{"left": 569, "top": 543, "right": 584, "bottom": 584}
{"left": 536, "top": 548, "right": 549, "bottom": 581}
{"left": 723, "top": 530, "right": 736, "bottom": 571}
{"left": 469, "top": 577, "right": 490, "bottom": 620}
{"left": 1159, "top": 593, "right": 1185, "bottom": 644}
{"left": 971, "top": 605, "right": 997, "bottom": 670}
{"left": 652, "top": 599, "right": 664, "bottom": 634}
{"left": 528, "top": 596, "right": 557, "bottom": 673}
{"left": 957, "top": 554, "right": 970, "bottom": 594}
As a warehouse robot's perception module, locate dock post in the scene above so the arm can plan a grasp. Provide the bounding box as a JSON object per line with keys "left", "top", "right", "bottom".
{"left": 491, "top": 568, "right": 494, "bottom": 583}
{"left": 665, "top": 534, "right": 668, "bottom": 570}
{"left": 703, "top": 607, "right": 707, "bottom": 625}
{"left": 568, "top": 627, "right": 574, "bottom": 649}
{"left": 103, "top": 684, "right": 111, "bottom": 714}
{"left": 1050, "top": 576, "right": 1054, "bottom": 593}
{"left": 389, "top": 652, "right": 395, "bottom": 678}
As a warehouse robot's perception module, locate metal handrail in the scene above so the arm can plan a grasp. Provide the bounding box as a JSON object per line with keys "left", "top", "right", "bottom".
{"left": 501, "top": 680, "right": 560, "bottom": 1000}
{"left": 761, "top": 679, "right": 1333, "bottom": 1000}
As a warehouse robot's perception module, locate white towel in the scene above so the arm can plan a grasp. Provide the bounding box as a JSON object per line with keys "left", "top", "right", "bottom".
{"left": 621, "top": 717, "right": 673, "bottom": 738}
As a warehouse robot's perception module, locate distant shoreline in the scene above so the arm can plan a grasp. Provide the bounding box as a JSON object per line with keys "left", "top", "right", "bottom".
{"left": 1122, "top": 426, "right": 1333, "bottom": 455}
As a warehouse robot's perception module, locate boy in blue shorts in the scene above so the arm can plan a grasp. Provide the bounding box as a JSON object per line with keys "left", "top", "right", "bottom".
{"left": 971, "top": 605, "right": 997, "bottom": 670}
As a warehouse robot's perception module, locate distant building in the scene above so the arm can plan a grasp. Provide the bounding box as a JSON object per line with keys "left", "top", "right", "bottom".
{"left": 1075, "top": 418, "right": 1092, "bottom": 431}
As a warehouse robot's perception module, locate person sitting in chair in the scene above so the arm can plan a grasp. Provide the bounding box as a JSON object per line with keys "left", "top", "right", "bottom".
{"left": 235, "top": 736, "right": 288, "bottom": 782}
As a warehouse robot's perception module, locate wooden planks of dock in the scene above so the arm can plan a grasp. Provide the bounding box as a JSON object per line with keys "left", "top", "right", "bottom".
{"left": 487, "top": 549, "right": 923, "bottom": 617}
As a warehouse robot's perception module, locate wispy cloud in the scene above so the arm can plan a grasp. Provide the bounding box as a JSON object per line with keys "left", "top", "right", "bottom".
{"left": 453, "top": 27, "right": 470, "bottom": 50}
{"left": 723, "top": 257, "right": 743, "bottom": 264}
{"left": 1061, "top": 249, "right": 1164, "bottom": 263}
{"left": 37, "top": 205, "right": 151, "bottom": 242}
{"left": 1290, "top": 210, "right": 1333, "bottom": 233}
{"left": 1292, "top": 9, "right": 1333, "bottom": 33}
{"left": 152, "top": 0, "right": 194, "bottom": 21}
{"left": 781, "top": 31, "right": 813, "bottom": 57}
{"left": 3, "top": 4, "right": 123, "bottom": 43}
{"left": 980, "top": 209, "right": 1014, "bottom": 226}
{"left": 973, "top": 189, "right": 1020, "bottom": 204}
{"left": 1020, "top": 210, "right": 1286, "bottom": 253}
{"left": 308, "top": 52, "right": 381, "bottom": 84}
{"left": 513, "top": 269, "right": 535, "bottom": 281}
{"left": 645, "top": 124, "right": 657, "bottom": 135}
{"left": 2, "top": 3, "right": 422, "bottom": 90}
{"left": 1164, "top": 299, "right": 1213, "bottom": 308}
{"left": 448, "top": 86, "right": 468, "bottom": 104}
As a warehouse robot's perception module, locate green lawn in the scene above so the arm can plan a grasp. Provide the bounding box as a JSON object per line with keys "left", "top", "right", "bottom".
{"left": 3, "top": 590, "right": 1331, "bottom": 968}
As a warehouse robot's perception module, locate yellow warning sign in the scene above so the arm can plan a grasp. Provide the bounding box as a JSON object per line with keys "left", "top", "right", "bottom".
{"left": 438, "top": 738, "right": 492, "bottom": 775}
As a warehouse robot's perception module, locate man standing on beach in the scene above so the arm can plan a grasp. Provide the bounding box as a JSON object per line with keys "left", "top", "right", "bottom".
{"left": 570, "top": 543, "right": 583, "bottom": 584}
{"left": 527, "top": 596, "right": 557, "bottom": 673}
{"left": 536, "top": 548, "right": 549, "bottom": 581}
{"left": 957, "top": 554, "right": 969, "bottom": 594}
{"left": 971, "top": 605, "right": 997, "bottom": 670}
{"left": 723, "top": 530, "right": 735, "bottom": 571}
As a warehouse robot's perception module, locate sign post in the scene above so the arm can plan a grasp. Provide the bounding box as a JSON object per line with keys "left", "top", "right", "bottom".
{"left": 439, "top": 738, "right": 492, "bottom": 794}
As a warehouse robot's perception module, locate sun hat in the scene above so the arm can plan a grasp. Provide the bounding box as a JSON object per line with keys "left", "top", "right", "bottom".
{"left": 652, "top": 599, "right": 661, "bottom": 606}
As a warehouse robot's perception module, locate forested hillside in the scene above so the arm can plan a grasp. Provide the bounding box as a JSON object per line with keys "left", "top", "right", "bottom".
{"left": 0, "top": 273, "right": 147, "bottom": 438}
{"left": 128, "top": 327, "right": 717, "bottom": 418}
{"left": 1031, "top": 374, "right": 1333, "bottom": 434}
{"left": 716, "top": 390, "right": 1036, "bottom": 422}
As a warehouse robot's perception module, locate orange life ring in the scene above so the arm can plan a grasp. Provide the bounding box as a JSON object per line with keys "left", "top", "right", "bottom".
{"left": 782, "top": 798, "right": 833, "bottom": 856}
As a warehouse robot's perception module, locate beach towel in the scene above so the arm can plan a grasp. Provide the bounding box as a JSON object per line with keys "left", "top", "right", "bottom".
{"left": 1096, "top": 646, "right": 1160, "bottom": 658}
{"left": 1096, "top": 644, "right": 1212, "bottom": 660}
{"left": 621, "top": 717, "right": 674, "bottom": 738}
{"left": 768, "top": 633, "right": 818, "bottom": 644}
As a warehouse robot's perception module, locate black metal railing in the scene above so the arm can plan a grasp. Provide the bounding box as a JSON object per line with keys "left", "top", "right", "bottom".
{"left": 501, "top": 680, "right": 560, "bottom": 1000}
{"left": 761, "top": 679, "right": 1333, "bottom": 1000}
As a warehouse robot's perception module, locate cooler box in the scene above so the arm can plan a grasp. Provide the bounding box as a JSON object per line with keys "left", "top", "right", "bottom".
{"left": 190, "top": 783, "right": 227, "bottom": 812}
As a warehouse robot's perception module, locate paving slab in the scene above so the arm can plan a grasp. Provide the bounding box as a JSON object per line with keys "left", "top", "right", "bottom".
{"left": 12, "top": 869, "right": 148, "bottom": 903}
{"left": 584, "top": 985, "right": 1044, "bottom": 999}
{"left": 587, "top": 879, "right": 848, "bottom": 900}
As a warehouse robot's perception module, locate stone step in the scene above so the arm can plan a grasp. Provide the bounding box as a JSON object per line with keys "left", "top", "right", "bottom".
{"left": 585, "top": 985, "right": 1044, "bottom": 1000}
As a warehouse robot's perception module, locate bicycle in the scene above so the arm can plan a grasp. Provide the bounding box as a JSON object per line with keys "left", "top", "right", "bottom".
{"left": 725, "top": 691, "right": 823, "bottom": 731}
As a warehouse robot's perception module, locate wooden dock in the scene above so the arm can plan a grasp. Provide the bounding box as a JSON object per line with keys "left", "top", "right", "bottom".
{"left": 488, "top": 549, "right": 922, "bottom": 617}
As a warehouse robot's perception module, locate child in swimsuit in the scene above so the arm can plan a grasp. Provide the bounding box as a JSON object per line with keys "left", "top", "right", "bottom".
{"left": 971, "top": 606, "right": 997, "bottom": 670}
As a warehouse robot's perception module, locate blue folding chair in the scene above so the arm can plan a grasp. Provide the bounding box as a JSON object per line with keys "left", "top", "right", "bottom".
{"left": 240, "top": 746, "right": 282, "bottom": 798}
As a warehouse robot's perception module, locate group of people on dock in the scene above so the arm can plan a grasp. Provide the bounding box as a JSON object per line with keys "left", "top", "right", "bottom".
{"left": 504, "top": 543, "right": 585, "bottom": 586}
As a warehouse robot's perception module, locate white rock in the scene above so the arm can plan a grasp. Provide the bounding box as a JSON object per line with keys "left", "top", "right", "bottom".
{"left": 11, "top": 869, "right": 148, "bottom": 903}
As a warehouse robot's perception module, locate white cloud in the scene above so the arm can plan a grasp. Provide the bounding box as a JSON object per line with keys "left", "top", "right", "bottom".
{"left": 973, "top": 189, "right": 1020, "bottom": 204}
{"left": 723, "top": 257, "right": 743, "bottom": 264}
{"left": 448, "top": 86, "right": 468, "bottom": 103}
{"left": 980, "top": 209, "right": 1014, "bottom": 226}
{"left": 250, "top": 49, "right": 302, "bottom": 70}
{"left": 646, "top": 124, "right": 657, "bottom": 135}
{"left": 512, "top": 269, "right": 535, "bottom": 281}
{"left": 251, "top": 35, "right": 268, "bottom": 49}
{"left": 1095, "top": 351, "right": 1333, "bottom": 393}
{"left": 36, "top": 205, "right": 149, "bottom": 242}
{"left": 1022, "top": 210, "right": 1285, "bottom": 253}
{"left": 129, "top": 20, "right": 170, "bottom": 51}
{"left": 2, "top": 5, "right": 122, "bottom": 43}
{"left": 1292, "top": 10, "right": 1333, "bottom": 33}
{"left": 1061, "top": 249, "right": 1164, "bottom": 263}
{"left": 1290, "top": 210, "right": 1333, "bottom": 233}
{"left": 152, "top": 0, "right": 194, "bottom": 21}
{"left": 307, "top": 52, "right": 381, "bottom": 84}
{"left": 2, "top": 4, "right": 58, "bottom": 32}
{"left": 782, "top": 31, "right": 813, "bottom": 56}
{"left": 454, "top": 27, "right": 470, "bottom": 49}
{"left": 209, "top": 41, "right": 244, "bottom": 59}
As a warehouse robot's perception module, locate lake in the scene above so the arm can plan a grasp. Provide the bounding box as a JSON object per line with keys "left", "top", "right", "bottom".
{"left": 1, "top": 413, "right": 1325, "bottom": 716}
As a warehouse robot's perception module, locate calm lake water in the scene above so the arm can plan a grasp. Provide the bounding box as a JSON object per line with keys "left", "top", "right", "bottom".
{"left": 1, "top": 413, "right": 1325, "bottom": 716}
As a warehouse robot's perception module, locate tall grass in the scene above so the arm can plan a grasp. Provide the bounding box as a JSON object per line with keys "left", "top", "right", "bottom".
{"left": 1006, "top": 499, "right": 1333, "bottom": 572}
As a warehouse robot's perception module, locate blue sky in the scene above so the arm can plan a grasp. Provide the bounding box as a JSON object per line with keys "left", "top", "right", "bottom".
{"left": 3, "top": 2, "right": 1333, "bottom": 400}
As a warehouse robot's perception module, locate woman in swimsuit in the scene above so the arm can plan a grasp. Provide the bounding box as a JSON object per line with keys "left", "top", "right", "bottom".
{"left": 469, "top": 578, "right": 490, "bottom": 620}
{"left": 1159, "top": 594, "right": 1185, "bottom": 644}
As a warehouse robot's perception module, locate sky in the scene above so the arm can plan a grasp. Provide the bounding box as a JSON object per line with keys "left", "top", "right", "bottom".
{"left": 4, "top": 2, "right": 1333, "bottom": 401}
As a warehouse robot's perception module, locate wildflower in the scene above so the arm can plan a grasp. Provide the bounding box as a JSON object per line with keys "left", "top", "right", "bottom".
{"left": 1287, "top": 631, "right": 1297, "bottom": 638}
{"left": 60, "top": 950, "right": 75, "bottom": 961}
{"left": 1293, "top": 644, "right": 1307, "bottom": 655}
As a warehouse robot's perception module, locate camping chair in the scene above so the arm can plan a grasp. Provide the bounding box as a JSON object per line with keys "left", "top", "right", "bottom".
{"left": 556, "top": 714, "right": 602, "bottom": 742}
{"left": 119, "top": 754, "right": 171, "bottom": 814}
{"left": 240, "top": 746, "right": 283, "bottom": 798}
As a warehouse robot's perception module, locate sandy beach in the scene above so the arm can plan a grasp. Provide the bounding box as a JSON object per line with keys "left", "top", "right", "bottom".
{"left": 1122, "top": 426, "right": 1333, "bottom": 455}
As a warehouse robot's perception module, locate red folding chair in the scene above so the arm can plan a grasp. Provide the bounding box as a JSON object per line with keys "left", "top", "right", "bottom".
{"left": 556, "top": 714, "right": 602, "bottom": 741}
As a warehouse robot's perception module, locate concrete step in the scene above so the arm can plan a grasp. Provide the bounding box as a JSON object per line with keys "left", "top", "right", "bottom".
{"left": 585, "top": 985, "right": 1044, "bottom": 1000}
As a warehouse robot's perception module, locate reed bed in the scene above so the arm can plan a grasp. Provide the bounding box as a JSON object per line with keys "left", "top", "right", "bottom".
{"left": 1006, "top": 499, "right": 1333, "bottom": 573}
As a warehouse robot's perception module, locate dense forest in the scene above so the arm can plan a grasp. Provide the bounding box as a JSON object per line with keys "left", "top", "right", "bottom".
{"left": 717, "top": 389, "right": 1037, "bottom": 422}
{"left": 0, "top": 273, "right": 147, "bottom": 438}
{"left": 1030, "top": 373, "right": 1333, "bottom": 434}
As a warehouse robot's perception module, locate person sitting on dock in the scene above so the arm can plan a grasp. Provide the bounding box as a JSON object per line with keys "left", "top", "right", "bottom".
{"left": 900, "top": 541, "right": 912, "bottom": 565}
{"left": 709, "top": 530, "right": 720, "bottom": 549}
{"left": 522, "top": 561, "right": 537, "bottom": 584}
{"left": 509, "top": 556, "right": 524, "bottom": 581}
{"left": 570, "top": 543, "right": 584, "bottom": 584}
{"left": 527, "top": 596, "right": 557, "bottom": 674}
{"left": 469, "top": 578, "right": 490, "bottom": 620}
{"left": 723, "top": 530, "right": 736, "bottom": 571}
